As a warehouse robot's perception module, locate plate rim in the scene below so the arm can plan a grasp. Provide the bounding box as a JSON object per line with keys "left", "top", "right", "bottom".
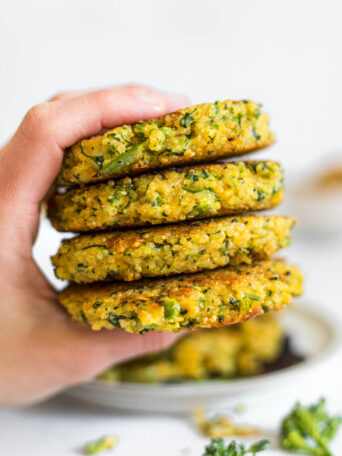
{"left": 73, "top": 302, "right": 341, "bottom": 396}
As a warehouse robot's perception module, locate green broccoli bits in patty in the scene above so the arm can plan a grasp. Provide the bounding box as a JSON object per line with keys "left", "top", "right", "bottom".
{"left": 49, "top": 161, "right": 284, "bottom": 232}
{"left": 59, "top": 260, "right": 303, "bottom": 334}
{"left": 57, "top": 99, "right": 274, "bottom": 185}
{"left": 52, "top": 215, "right": 295, "bottom": 283}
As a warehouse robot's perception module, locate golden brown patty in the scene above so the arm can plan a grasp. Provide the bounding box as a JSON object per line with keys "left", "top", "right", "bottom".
{"left": 59, "top": 260, "right": 303, "bottom": 334}
{"left": 99, "top": 314, "right": 284, "bottom": 383}
{"left": 57, "top": 99, "right": 274, "bottom": 186}
{"left": 49, "top": 161, "right": 284, "bottom": 232}
{"left": 52, "top": 216, "right": 295, "bottom": 283}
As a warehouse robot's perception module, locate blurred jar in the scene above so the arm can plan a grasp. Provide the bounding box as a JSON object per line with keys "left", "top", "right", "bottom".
{"left": 288, "top": 155, "right": 342, "bottom": 235}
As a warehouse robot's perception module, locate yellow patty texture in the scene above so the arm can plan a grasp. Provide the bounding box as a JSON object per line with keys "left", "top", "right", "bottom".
{"left": 59, "top": 260, "right": 303, "bottom": 334}
{"left": 49, "top": 161, "right": 284, "bottom": 232}
{"left": 57, "top": 100, "right": 274, "bottom": 186}
{"left": 99, "top": 314, "right": 283, "bottom": 382}
{"left": 52, "top": 216, "right": 295, "bottom": 283}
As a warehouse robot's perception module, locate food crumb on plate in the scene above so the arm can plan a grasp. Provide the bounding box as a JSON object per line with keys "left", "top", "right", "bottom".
{"left": 195, "top": 408, "right": 259, "bottom": 438}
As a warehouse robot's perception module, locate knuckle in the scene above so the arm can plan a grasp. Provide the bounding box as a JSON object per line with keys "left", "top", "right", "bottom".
{"left": 25, "top": 103, "right": 51, "bottom": 128}
{"left": 20, "top": 103, "right": 52, "bottom": 140}
{"left": 94, "top": 89, "right": 112, "bottom": 104}
{"left": 26, "top": 103, "right": 51, "bottom": 126}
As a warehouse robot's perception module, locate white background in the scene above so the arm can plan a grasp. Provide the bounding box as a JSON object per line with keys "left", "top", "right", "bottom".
{"left": 1, "top": 1, "right": 342, "bottom": 455}
{"left": 1, "top": 0, "right": 342, "bottom": 173}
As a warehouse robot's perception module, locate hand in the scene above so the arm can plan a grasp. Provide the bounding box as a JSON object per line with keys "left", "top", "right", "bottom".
{"left": 0, "top": 85, "right": 189, "bottom": 406}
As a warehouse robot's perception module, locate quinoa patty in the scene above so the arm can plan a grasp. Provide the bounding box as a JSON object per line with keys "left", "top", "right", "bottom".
{"left": 49, "top": 161, "right": 284, "bottom": 232}
{"left": 52, "top": 216, "right": 295, "bottom": 283}
{"left": 59, "top": 260, "right": 303, "bottom": 334}
{"left": 57, "top": 99, "right": 274, "bottom": 186}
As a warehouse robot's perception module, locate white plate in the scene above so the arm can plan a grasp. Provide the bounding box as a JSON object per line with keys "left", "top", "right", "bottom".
{"left": 66, "top": 303, "right": 340, "bottom": 413}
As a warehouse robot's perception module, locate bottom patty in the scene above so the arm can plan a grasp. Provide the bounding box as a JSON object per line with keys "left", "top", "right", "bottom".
{"left": 98, "top": 314, "right": 284, "bottom": 383}
{"left": 59, "top": 259, "right": 303, "bottom": 334}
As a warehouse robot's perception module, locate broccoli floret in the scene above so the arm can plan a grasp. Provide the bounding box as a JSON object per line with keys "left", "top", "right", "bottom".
{"left": 203, "top": 438, "right": 270, "bottom": 456}
{"left": 279, "top": 398, "right": 341, "bottom": 455}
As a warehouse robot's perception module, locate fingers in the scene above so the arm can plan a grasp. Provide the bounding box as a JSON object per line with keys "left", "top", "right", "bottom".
{"left": 43, "top": 86, "right": 189, "bottom": 149}
{"left": 48, "top": 86, "right": 188, "bottom": 109}
{"left": 107, "top": 330, "right": 183, "bottom": 362}
{"left": 54, "top": 322, "right": 184, "bottom": 386}
{"left": 0, "top": 85, "right": 189, "bottom": 210}
{"left": 0, "top": 279, "right": 186, "bottom": 406}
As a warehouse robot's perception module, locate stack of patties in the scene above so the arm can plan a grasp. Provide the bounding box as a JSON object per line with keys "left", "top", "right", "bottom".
{"left": 49, "top": 99, "right": 303, "bottom": 334}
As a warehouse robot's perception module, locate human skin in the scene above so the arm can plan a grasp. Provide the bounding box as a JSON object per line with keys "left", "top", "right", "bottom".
{"left": 0, "top": 85, "right": 188, "bottom": 406}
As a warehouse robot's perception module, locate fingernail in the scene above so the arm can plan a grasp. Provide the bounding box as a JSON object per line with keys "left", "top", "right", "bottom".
{"left": 169, "top": 94, "right": 191, "bottom": 109}
{"left": 131, "top": 88, "right": 165, "bottom": 111}
{"left": 137, "top": 94, "right": 164, "bottom": 111}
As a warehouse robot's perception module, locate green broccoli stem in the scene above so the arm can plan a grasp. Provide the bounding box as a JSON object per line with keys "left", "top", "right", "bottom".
{"left": 294, "top": 407, "right": 333, "bottom": 455}
{"left": 279, "top": 399, "right": 341, "bottom": 456}
{"left": 99, "top": 143, "right": 144, "bottom": 175}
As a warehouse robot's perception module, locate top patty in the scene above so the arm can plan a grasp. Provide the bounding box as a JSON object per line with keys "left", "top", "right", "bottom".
{"left": 56, "top": 99, "right": 274, "bottom": 186}
{"left": 49, "top": 161, "right": 284, "bottom": 232}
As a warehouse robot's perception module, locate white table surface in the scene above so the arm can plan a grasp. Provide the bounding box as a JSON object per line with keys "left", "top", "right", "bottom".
{"left": 1, "top": 221, "right": 342, "bottom": 456}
